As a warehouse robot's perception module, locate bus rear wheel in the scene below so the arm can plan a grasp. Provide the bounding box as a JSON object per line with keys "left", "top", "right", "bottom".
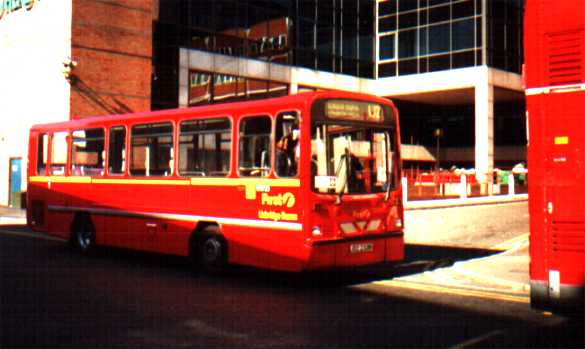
{"left": 197, "top": 227, "right": 228, "bottom": 274}
{"left": 71, "top": 215, "right": 96, "bottom": 254}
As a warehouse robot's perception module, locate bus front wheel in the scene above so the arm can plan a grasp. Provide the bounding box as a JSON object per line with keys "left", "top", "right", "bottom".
{"left": 197, "top": 227, "right": 227, "bottom": 274}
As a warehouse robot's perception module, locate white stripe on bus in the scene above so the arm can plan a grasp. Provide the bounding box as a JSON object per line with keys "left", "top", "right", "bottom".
{"left": 525, "top": 83, "right": 585, "bottom": 96}
{"left": 48, "top": 205, "right": 303, "bottom": 231}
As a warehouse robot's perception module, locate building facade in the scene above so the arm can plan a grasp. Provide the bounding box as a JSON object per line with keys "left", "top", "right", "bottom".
{"left": 0, "top": 0, "right": 72, "bottom": 208}
{"left": 0, "top": 0, "right": 524, "bottom": 208}
{"left": 0, "top": 0, "right": 153, "bottom": 207}
{"left": 152, "top": 0, "right": 525, "bottom": 181}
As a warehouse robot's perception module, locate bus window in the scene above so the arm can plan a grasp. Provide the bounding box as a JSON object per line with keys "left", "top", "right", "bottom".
{"left": 239, "top": 116, "right": 272, "bottom": 177}
{"left": 37, "top": 134, "right": 48, "bottom": 175}
{"left": 108, "top": 126, "right": 126, "bottom": 175}
{"left": 71, "top": 129, "right": 105, "bottom": 176}
{"left": 50, "top": 132, "right": 68, "bottom": 176}
{"left": 130, "top": 122, "right": 174, "bottom": 177}
{"left": 275, "top": 112, "right": 300, "bottom": 177}
{"left": 179, "top": 118, "right": 231, "bottom": 177}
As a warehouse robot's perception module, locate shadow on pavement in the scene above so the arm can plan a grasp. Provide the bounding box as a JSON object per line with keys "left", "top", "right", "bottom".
{"left": 2, "top": 230, "right": 582, "bottom": 349}
{"left": 0, "top": 225, "right": 500, "bottom": 290}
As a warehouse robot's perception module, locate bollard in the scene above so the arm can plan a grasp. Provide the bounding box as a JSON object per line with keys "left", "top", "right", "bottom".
{"left": 508, "top": 173, "right": 515, "bottom": 196}
{"left": 460, "top": 174, "right": 467, "bottom": 199}
{"left": 401, "top": 177, "right": 408, "bottom": 204}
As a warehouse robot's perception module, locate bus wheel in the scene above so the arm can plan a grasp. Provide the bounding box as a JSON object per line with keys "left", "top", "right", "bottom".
{"left": 198, "top": 227, "right": 227, "bottom": 274}
{"left": 71, "top": 215, "right": 96, "bottom": 254}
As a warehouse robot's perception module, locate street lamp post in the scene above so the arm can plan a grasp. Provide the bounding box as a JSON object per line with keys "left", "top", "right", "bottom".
{"left": 433, "top": 128, "right": 443, "bottom": 171}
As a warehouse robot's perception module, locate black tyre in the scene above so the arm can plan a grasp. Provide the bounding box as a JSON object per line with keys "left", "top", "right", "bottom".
{"left": 71, "top": 215, "right": 96, "bottom": 254}
{"left": 197, "top": 226, "right": 228, "bottom": 274}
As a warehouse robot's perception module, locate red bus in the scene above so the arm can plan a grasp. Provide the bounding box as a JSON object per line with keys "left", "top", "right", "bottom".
{"left": 525, "top": 0, "right": 585, "bottom": 312}
{"left": 27, "top": 91, "right": 404, "bottom": 273}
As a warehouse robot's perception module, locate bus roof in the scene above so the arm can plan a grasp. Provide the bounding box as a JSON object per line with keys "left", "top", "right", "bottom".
{"left": 30, "top": 91, "right": 396, "bottom": 132}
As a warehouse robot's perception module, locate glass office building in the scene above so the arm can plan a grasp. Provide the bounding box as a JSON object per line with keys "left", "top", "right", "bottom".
{"left": 152, "top": 0, "right": 525, "bottom": 178}
{"left": 153, "top": 0, "right": 376, "bottom": 109}
{"left": 377, "top": 0, "right": 522, "bottom": 77}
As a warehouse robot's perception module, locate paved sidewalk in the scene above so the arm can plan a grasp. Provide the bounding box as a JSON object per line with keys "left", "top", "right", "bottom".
{"left": 397, "top": 196, "right": 531, "bottom": 300}
{"left": 388, "top": 235, "right": 530, "bottom": 300}
{"left": 0, "top": 207, "right": 26, "bottom": 225}
{"left": 405, "top": 193, "right": 528, "bottom": 210}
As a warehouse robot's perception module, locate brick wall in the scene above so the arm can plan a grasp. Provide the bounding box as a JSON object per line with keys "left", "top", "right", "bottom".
{"left": 70, "top": 0, "right": 154, "bottom": 118}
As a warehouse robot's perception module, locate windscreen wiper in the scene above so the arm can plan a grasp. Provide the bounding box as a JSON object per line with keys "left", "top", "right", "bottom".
{"left": 384, "top": 176, "right": 393, "bottom": 201}
{"left": 335, "top": 150, "right": 350, "bottom": 205}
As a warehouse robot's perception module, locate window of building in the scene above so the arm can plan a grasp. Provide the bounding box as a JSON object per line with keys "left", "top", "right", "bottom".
{"left": 429, "top": 0, "right": 451, "bottom": 7}
{"left": 179, "top": 118, "right": 231, "bottom": 177}
{"left": 399, "top": 0, "right": 418, "bottom": 12}
{"left": 428, "top": 4, "right": 450, "bottom": 24}
{"left": 452, "top": 50, "right": 476, "bottom": 68}
{"left": 238, "top": 116, "right": 272, "bottom": 177}
{"left": 429, "top": 54, "right": 451, "bottom": 72}
{"left": 379, "top": 1, "right": 397, "bottom": 17}
{"left": 429, "top": 23, "right": 450, "bottom": 54}
{"left": 71, "top": 128, "right": 105, "bottom": 176}
{"left": 379, "top": 34, "right": 396, "bottom": 61}
{"left": 378, "top": 61, "right": 397, "bottom": 77}
{"left": 419, "top": 27, "right": 429, "bottom": 56}
{"left": 130, "top": 122, "right": 174, "bottom": 177}
{"left": 399, "top": 58, "right": 418, "bottom": 75}
{"left": 399, "top": 29, "right": 417, "bottom": 58}
{"left": 275, "top": 112, "right": 300, "bottom": 178}
{"left": 453, "top": 0, "right": 475, "bottom": 18}
{"left": 50, "top": 132, "right": 68, "bottom": 176}
{"left": 108, "top": 126, "right": 126, "bottom": 175}
{"left": 452, "top": 18, "right": 475, "bottom": 51}
{"left": 37, "top": 134, "right": 48, "bottom": 175}
{"left": 398, "top": 11, "right": 418, "bottom": 30}
{"left": 379, "top": 15, "right": 397, "bottom": 32}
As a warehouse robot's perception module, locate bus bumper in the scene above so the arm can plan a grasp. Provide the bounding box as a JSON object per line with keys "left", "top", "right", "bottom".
{"left": 531, "top": 280, "right": 585, "bottom": 315}
{"left": 306, "top": 232, "right": 404, "bottom": 270}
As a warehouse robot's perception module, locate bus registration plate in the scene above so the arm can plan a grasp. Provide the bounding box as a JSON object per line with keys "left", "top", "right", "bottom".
{"left": 350, "top": 242, "right": 373, "bottom": 254}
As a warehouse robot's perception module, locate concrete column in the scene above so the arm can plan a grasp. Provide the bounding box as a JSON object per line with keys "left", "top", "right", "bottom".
{"left": 474, "top": 70, "right": 494, "bottom": 185}
{"left": 401, "top": 177, "right": 408, "bottom": 204}
{"left": 178, "top": 49, "right": 189, "bottom": 108}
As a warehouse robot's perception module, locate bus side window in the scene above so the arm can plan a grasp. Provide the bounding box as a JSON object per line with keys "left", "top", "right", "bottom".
{"left": 108, "top": 126, "right": 126, "bottom": 175}
{"left": 179, "top": 118, "right": 232, "bottom": 177}
{"left": 71, "top": 128, "right": 105, "bottom": 176}
{"left": 238, "top": 116, "right": 272, "bottom": 177}
{"left": 50, "top": 132, "right": 68, "bottom": 176}
{"left": 130, "top": 122, "right": 173, "bottom": 177}
{"left": 37, "top": 134, "right": 48, "bottom": 175}
{"left": 275, "top": 112, "right": 300, "bottom": 178}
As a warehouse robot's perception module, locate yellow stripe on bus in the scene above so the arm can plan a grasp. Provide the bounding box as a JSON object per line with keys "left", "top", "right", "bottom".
{"left": 189, "top": 177, "right": 300, "bottom": 187}
{"left": 29, "top": 176, "right": 91, "bottom": 184}
{"left": 92, "top": 178, "right": 190, "bottom": 186}
{"left": 190, "top": 177, "right": 300, "bottom": 199}
{"left": 29, "top": 176, "right": 300, "bottom": 200}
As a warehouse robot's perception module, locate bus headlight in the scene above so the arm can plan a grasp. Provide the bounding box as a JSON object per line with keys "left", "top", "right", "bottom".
{"left": 311, "top": 226, "right": 322, "bottom": 237}
{"left": 395, "top": 218, "right": 403, "bottom": 229}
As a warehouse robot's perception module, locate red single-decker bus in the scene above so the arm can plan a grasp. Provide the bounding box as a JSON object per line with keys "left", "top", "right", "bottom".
{"left": 27, "top": 91, "right": 404, "bottom": 273}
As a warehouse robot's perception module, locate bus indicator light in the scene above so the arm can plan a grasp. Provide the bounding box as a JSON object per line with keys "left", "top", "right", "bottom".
{"left": 554, "top": 136, "right": 569, "bottom": 145}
